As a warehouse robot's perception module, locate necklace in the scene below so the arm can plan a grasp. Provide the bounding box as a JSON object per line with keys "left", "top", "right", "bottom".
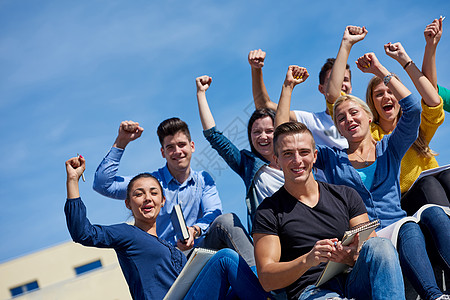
{"left": 353, "top": 148, "right": 372, "bottom": 167}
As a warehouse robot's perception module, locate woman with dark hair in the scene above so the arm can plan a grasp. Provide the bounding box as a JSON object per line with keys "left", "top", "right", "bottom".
{"left": 65, "top": 155, "right": 270, "bottom": 300}
{"left": 195, "top": 74, "right": 306, "bottom": 231}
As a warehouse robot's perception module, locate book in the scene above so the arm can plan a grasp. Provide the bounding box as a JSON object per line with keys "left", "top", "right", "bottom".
{"left": 163, "top": 247, "right": 217, "bottom": 300}
{"left": 377, "top": 204, "right": 450, "bottom": 248}
{"left": 315, "top": 219, "right": 380, "bottom": 286}
{"left": 171, "top": 204, "right": 190, "bottom": 241}
{"left": 408, "top": 164, "right": 450, "bottom": 192}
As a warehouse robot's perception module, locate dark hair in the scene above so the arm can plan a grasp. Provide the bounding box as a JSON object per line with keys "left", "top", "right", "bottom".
{"left": 126, "top": 173, "right": 164, "bottom": 200}
{"left": 319, "top": 58, "right": 351, "bottom": 85}
{"left": 157, "top": 117, "right": 191, "bottom": 146}
{"left": 247, "top": 108, "right": 276, "bottom": 159}
{"left": 273, "top": 122, "right": 315, "bottom": 156}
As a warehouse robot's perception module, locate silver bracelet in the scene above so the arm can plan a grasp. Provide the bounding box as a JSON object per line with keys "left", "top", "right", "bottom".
{"left": 383, "top": 73, "right": 394, "bottom": 86}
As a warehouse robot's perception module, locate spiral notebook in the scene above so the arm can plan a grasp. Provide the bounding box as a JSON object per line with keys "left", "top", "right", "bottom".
{"left": 316, "top": 219, "right": 380, "bottom": 286}
{"left": 164, "top": 247, "right": 217, "bottom": 300}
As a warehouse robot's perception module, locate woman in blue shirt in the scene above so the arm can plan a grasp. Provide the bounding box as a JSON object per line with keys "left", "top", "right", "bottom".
{"left": 64, "top": 155, "right": 269, "bottom": 300}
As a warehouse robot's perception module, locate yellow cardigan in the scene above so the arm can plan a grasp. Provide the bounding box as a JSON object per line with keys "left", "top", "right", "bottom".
{"left": 327, "top": 97, "right": 445, "bottom": 193}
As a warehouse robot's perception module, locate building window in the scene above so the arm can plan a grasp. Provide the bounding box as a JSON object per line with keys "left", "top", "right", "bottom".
{"left": 74, "top": 259, "right": 102, "bottom": 275}
{"left": 10, "top": 280, "right": 39, "bottom": 297}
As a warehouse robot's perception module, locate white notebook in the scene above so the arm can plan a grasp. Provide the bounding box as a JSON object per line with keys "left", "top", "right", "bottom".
{"left": 316, "top": 219, "right": 380, "bottom": 286}
{"left": 164, "top": 247, "right": 217, "bottom": 300}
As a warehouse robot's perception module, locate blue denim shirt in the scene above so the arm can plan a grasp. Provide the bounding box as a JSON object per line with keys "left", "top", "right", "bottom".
{"left": 93, "top": 147, "right": 222, "bottom": 245}
{"left": 315, "top": 94, "right": 421, "bottom": 229}
{"left": 204, "top": 127, "right": 267, "bottom": 232}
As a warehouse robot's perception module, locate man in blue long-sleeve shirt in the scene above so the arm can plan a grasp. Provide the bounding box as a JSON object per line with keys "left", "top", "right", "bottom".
{"left": 93, "top": 117, "right": 255, "bottom": 266}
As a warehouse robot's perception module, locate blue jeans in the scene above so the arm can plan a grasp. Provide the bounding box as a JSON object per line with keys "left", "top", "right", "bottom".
{"left": 299, "top": 237, "right": 404, "bottom": 300}
{"left": 397, "top": 206, "right": 450, "bottom": 300}
{"left": 184, "top": 248, "right": 270, "bottom": 300}
{"left": 199, "top": 213, "right": 255, "bottom": 267}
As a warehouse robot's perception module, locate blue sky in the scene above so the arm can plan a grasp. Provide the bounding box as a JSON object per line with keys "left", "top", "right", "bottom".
{"left": 1, "top": 0, "right": 450, "bottom": 263}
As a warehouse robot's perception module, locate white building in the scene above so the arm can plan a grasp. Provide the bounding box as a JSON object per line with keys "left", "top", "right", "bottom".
{"left": 0, "top": 241, "right": 131, "bottom": 300}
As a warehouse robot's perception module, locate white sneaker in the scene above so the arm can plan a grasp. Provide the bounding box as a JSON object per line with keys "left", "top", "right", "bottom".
{"left": 435, "top": 295, "right": 450, "bottom": 300}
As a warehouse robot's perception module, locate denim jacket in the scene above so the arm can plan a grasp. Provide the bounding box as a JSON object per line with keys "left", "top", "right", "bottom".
{"left": 204, "top": 126, "right": 267, "bottom": 232}
{"left": 315, "top": 94, "right": 421, "bottom": 229}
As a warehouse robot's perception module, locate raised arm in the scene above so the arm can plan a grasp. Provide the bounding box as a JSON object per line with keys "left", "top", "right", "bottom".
{"left": 356, "top": 52, "right": 411, "bottom": 101}
{"left": 249, "top": 49, "right": 274, "bottom": 110}
{"left": 66, "top": 156, "right": 86, "bottom": 199}
{"left": 66, "top": 156, "right": 129, "bottom": 248}
{"left": 195, "top": 75, "right": 215, "bottom": 130}
{"left": 113, "top": 120, "right": 144, "bottom": 149}
{"left": 249, "top": 49, "right": 298, "bottom": 121}
{"left": 422, "top": 17, "right": 443, "bottom": 90}
{"left": 274, "top": 65, "right": 309, "bottom": 127}
{"left": 93, "top": 121, "right": 144, "bottom": 200}
{"left": 385, "top": 42, "right": 440, "bottom": 107}
{"left": 326, "top": 26, "right": 367, "bottom": 104}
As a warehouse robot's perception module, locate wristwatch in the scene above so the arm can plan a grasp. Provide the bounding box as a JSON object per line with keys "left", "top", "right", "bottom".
{"left": 193, "top": 226, "right": 202, "bottom": 239}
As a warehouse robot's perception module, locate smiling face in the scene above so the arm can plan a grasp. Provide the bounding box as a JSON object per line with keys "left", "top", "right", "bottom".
{"left": 126, "top": 176, "right": 165, "bottom": 228}
{"left": 335, "top": 99, "right": 372, "bottom": 143}
{"left": 250, "top": 116, "right": 275, "bottom": 160}
{"left": 371, "top": 82, "right": 401, "bottom": 126}
{"left": 319, "top": 69, "right": 352, "bottom": 96}
{"left": 275, "top": 132, "right": 317, "bottom": 186}
{"left": 161, "top": 131, "right": 195, "bottom": 175}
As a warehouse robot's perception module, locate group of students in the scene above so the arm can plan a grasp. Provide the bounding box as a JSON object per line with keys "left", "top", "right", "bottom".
{"left": 64, "top": 18, "right": 450, "bottom": 300}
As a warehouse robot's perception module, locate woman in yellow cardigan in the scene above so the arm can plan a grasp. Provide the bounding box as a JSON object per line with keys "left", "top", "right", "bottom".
{"left": 365, "top": 18, "right": 449, "bottom": 216}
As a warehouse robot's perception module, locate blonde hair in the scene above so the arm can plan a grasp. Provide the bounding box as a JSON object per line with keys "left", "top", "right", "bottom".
{"left": 366, "top": 75, "right": 437, "bottom": 158}
{"left": 333, "top": 94, "right": 373, "bottom": 127}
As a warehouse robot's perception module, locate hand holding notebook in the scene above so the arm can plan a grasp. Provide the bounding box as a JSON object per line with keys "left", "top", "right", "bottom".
{"left": 316, "top": 219, "right": 380, "bottom": 286}
{"left": 171, "top": 204, "right": 190, "bottom": 241}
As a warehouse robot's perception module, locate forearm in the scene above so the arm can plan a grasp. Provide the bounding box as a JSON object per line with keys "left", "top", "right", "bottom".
{"left": 326, "top": 42, "right": 351, "bottom": 104}
{"left": 372, "top": 62, "right": 411, "bottom": 101}
{"left": 196, "top": 91, "right": 216, "bottom": 130}
{"left": 92, "top": 148, "right": 130, "bottom": 200}
{"left": 113, "top": 137, "right": 130, "bottom": 150}
{"left": 387, "top": 76, "right": 411, "bottom": 108}
{"left": 389, "top": 94, "right": 421, "bottom": 157}
{"left": 67, "top": 178, "right": 80, "bottom": 199}
{"left": 275, "top": 83, "right": 294, "bottom": 127}
{"left": 65, "top": 198, "right": 118, "bottom": 248}
{"left": 194, "top": 209, "right": 221, "bottom": 233}
{"left": 258, "top": 254, "right": 312, "bottom": 291}
{"left": 252, "top": 68, "right": 277, "bottom": 111}
{"left": 404, "top": 62, "right": 440, "bottom": 107}
{"left": 204, "top": 127, "right": 244, "bottom": 175}
{"left": 422, "top": 44, "right": 438, "bottom": 90}
{"left": 195, "top": 184, "right": 222, "bottom": 232}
